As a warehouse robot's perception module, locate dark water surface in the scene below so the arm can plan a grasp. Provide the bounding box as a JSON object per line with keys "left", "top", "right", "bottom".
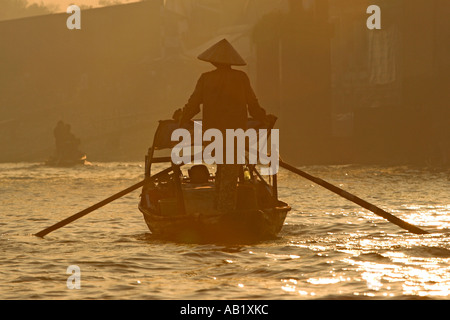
{"left": 1, "top": 162, "right": 449, "bottom": 299}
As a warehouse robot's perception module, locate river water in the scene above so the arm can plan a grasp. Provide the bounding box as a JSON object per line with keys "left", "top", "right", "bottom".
{"left": 1, "top": 162, "right": 449, "bottom": 300}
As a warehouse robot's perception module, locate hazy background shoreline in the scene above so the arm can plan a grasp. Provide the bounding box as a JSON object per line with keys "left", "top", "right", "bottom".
{"left": 1, "top": 0, "right": 449, "bottom": 166}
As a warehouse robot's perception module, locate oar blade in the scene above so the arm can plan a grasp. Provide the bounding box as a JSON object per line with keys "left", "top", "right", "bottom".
{"left": 34, "top": 180, "right": 145, "bottom": 238}
{"left": 279, "top": 160, "right": 429, "bottom": 235}
{"left": 35, "top": 167, "right": 172, "bottom": 238}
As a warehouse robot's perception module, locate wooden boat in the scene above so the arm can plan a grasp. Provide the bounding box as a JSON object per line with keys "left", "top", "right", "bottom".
{"left": 138, "top": 120, "right": 291, "bottom": 243}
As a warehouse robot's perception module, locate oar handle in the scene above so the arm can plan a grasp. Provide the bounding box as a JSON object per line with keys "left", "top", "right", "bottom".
{"left": 279, "top": 161, "right": 429, "bottom": 235}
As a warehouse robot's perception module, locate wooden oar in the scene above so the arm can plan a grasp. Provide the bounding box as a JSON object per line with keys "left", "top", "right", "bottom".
{"left": 279, "top": 160, "right": 429, "bottom": 235}
{"left": 35, "top": 167, "right": 172, "bottom": 238}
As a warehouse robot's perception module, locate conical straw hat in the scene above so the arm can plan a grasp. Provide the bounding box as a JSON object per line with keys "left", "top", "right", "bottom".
{"left": 197, "top": 39, "right": 247, "bottom": 66}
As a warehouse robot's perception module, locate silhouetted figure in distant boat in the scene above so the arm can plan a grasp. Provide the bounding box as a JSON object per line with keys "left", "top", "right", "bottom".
{"left": 53, "top": 120, "right": 66, "bottom": 159}
{"left": 172, "top": 39, "right": 277, "bottom": 213}
{"left": 63, "top": 124, "right": 80, "bottom": 153}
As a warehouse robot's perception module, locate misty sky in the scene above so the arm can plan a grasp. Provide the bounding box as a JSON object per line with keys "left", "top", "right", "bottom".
{"left": 28, "top": 0, "right": 139, "bottom": 12}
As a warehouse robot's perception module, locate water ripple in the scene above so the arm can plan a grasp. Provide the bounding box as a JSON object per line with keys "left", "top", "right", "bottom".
{"left": 0, "top": 163, "right": 449, "bottom": 299}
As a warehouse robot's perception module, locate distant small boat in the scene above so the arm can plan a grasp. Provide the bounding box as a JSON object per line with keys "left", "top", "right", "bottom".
{"left": 138, "top": 120, "right": 291, "bottom": 243}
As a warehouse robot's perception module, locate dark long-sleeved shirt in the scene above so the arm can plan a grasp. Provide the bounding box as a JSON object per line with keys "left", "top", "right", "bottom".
{"left": 181, "top": 67, "right": 267, "bottom": 131}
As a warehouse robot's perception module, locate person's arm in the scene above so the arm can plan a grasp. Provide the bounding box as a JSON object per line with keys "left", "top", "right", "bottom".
{"left": 181, "top": 75, "right": 204, "bottom": 123}
{"left": 243, "top": 74, "right": 277, "bottom": 127}
{"left": 243, "top": 74, "right": 265, "bottom": 121}
{"left": 172, "top": 75, "right": 203, "bottom": 123}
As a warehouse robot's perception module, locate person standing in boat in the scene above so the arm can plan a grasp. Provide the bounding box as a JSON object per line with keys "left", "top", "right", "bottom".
{"left": 173, "top": 38, "right": 277, "bottom": 213}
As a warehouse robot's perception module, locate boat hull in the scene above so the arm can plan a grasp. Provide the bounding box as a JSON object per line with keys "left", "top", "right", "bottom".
{"left": 138, "top": 201, "right": 290, "bottom": 243}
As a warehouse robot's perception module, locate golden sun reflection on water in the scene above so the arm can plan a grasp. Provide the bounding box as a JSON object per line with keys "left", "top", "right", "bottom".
{"left": 341, "top": 242, "right": 450, "bottom": 297}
